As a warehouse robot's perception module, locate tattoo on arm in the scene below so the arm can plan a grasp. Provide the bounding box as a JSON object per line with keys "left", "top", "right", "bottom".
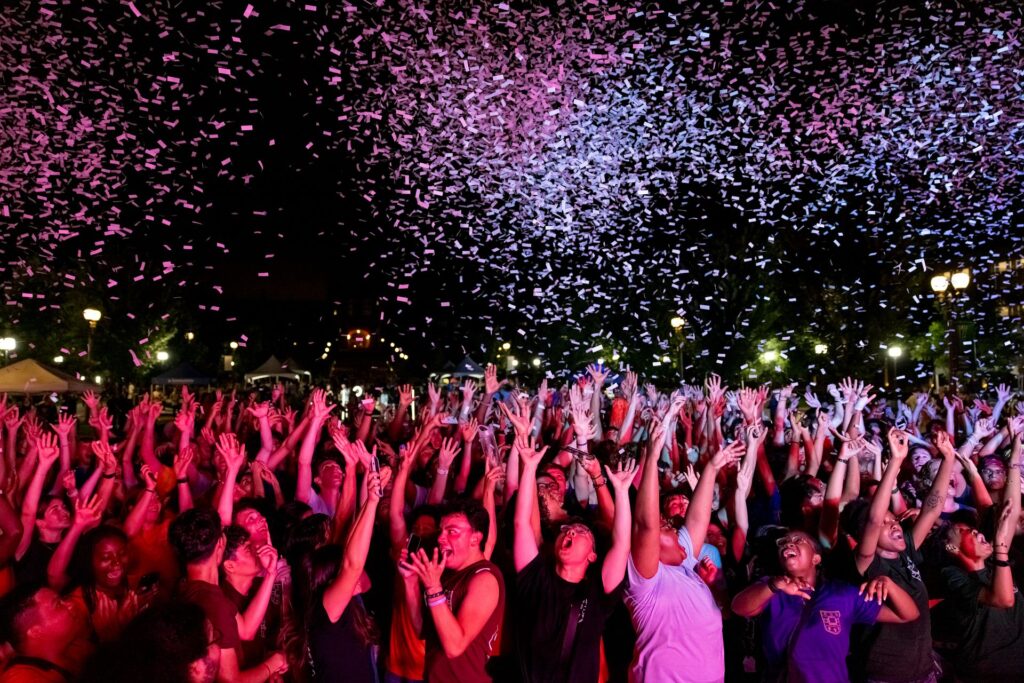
{"left": 924, "top": 492, "right": 942, "bottom": 511}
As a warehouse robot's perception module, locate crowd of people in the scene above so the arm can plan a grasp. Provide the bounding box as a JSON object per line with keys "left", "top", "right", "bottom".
{"left": 0, "top": 364, "right": 1020, "bottom": 683}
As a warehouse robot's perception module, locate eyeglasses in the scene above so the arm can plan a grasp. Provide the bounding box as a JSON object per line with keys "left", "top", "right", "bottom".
{"left": 776, "top": 535, "right": 813, "bottom": 549}
{"left": 560, "top": 524, "right": 593, "bottom": 539}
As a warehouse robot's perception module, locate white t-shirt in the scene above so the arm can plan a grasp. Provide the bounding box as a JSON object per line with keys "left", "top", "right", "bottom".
{"left": 625, "top": 527, "right": 725, "bottom": 683}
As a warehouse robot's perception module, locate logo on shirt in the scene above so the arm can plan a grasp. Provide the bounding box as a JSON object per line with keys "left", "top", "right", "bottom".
{"left": 819, "top": 610, "right": 842, "bottom": 635}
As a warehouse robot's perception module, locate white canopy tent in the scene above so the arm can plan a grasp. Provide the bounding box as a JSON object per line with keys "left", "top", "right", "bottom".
{"left": 0, "top": 359, "right": 100, "bottom": 394}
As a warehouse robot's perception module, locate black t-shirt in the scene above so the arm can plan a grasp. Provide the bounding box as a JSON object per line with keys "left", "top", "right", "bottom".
{"left": 15, "top": 538, "right": 58, "bottom": 588}
{"left": 221, "top": 577, "right": 283, "bottom": 668}
{"left": 856, "top": 521, "right": 933, "bottom": 682}
{"left": 307, "top": 596, "right": 375, "bottom": 683}
{"left": 515, "top": 554, "right": 621, "bottom": 683}
{"left": 939, "top": 565, "right": 1024, "bottom": 681}
{"left": 179, "top": 579, "right": 241, "bottom": 650}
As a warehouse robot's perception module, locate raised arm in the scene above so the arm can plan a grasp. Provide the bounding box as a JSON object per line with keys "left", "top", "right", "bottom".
{"left": 602, "top": 459, "right": 637, "bottom": 593}
{"left": 455, "top": 419, "right": 478, "bottom": 495}
{"left": 47, "top": 496, "right": 102, "bottom": 591}
{"left": 295, "top": 390, "right": 333, "bottom": 506}
{"left": 687, "top": 440, "right": 743, "bottom": 553}
{"left": 513, "top": 434, "right": 547, "bottom": 571}
{"left": 16, "top": 433, "right": 60, "bottom": 561}
{"left": 247, "top": 402, "right": 274, "bottom": 464}
{"left": 235, "top": 545, "right": 280, "bottom": 639}
{"left": 215, "top": 433, "right": 248, "bottom": 527}
{"left": 856, "top": 430, "right": 908, "bottom": 575}
{"left": 631, "top": 419, "right": 669, "bottom": 579}
{"left": 322, "top": 470, "right": 387, "bottom": 622}
{"left": 911, "top": 432, "right": 957, "bottom": 549}
{"left": 982, "top": 419, "right": 1023, "bottom": 608}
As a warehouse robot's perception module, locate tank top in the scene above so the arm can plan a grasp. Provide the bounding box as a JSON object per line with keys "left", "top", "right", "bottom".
{"left": 425, "top": 559, "right": 505, "bottom": 683}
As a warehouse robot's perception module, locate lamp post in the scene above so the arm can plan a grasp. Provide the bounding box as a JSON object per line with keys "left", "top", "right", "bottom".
{"left": 0, "top": 337, "right": 15, "bottom": 364}
{"left": 83, "top": 308, "right": 102, "bottom": 360}
{"left": 930, "top": 270, "right": 970, "bottom": 388}
{"left": 670, "top": 316, "right": 685, "bottom": 382}
{"left": 886, "top": 345, "right": 903, "bottom": 388}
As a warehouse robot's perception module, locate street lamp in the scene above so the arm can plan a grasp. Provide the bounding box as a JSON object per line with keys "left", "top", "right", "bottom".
{"left": 53, "top": 355, "right": 64, "bottom": 364}
{"left": 931, "top": 268, "right": 971, "bottom": 388}
{"left": 501, "top": 342, "right": 511, "bottom": 351}
{"left": 0, "top": 337, "right": 14, "bottom": 364}
{"left": 885, "top": 345, "right": 903, "bottom": 388}
{"left": 83, "top": 308, "right": 102, "bottom": 360}
{"left": 156, "top": 351, "right": 169, "bottom": 362}
{"left": 814, "top": 343, "right": 828, "bottom": 355}
{"left": 762, "top": 350, "right": 778, "bottom": 363}
{"left": 670, "top": 316, "right": 686, "bottom": 382}
{"left": 531, "top": 357, "right": 541, "bottom": 368}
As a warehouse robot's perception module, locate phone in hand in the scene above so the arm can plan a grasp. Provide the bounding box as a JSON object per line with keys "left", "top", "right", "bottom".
{"left": 407, "top": 534, "right": 422, "bottom": 555}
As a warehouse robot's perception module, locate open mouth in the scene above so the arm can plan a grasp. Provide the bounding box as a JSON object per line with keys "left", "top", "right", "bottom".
{"left": 106, "top": 569, "right": 123, "bottom": 582}
{"left": 781, "top": 547, "right": 799, "bottom": 559}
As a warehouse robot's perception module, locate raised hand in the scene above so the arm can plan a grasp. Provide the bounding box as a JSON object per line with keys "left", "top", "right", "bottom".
{"left": 709, "top": 439, "right": 745, "bottom": 470}
{"left": 256, "top": 544, "right": 280, "bottom": 576}
{"left": 408, "top": 548, "right": 447, "bottom": 592}
{"left": 91, "top": 440, "right": 118, "bottom": 475}
{"left": 367, "top": 469, "right": 391, "bottom": 502}
{"left": 460, "top": 417, "right": 479, "bottom": 442}
{"left": 972, "top": 417, "right": 996, "bottom": 442}
{"left": 461, "top": 380, "right": 477, "bottom": 405}
{"left": 621, "top": 371, "right": 638, "bottom": 402}
{"left": 498, "top": 401, "right": 532, "bottom": 437}
{"left": 853, "top": 384, "right": 876, "bottom": 412}
{"left": 247, "top": 401, "right": 271, "bottom": 420}
{"left": 586, "top": 363, "right": 610, "bottom": 389}
{"left": 483, "top": 457, "right": 506, "bottom": 493}
{"left": 515, "top": 433, "right": 549, "bottom": 468}
{"left": 216, "top": 433, "right": 247, "bottom": 472}
{"left": 426, "top": 382, "right": 441, "bottom": 408}
{"left": 803, "top": 387, "right": 822, "bottom": 410}
{"left": 140, "top": 464, "right": 158, "bottom": 491}
{"left": 73, "top": 495, "right": 104, "bottom": 531}
{"left": 51, "top": 412, "right": 76, "bottom": 440}
{"left": 173, "top": 446, "right": 195, "bottom": 480}
{"left": 746, "top": 422, "right": 768, "bottom": 449}
{"left": 437, "top": 438, "right": 460, "bottom": 470}
{"left": 37, "top": 432, "right": 60, "bottom": 468}
{"left": 398, "top": 384, "right": 414, "bottom": 406}
{"left": 683, "top": 463, "right": 699, "bottom": 491}
{"left": 570, "top": 406, "right": 595, "bottom": 443}
{"left": 309, "top": 389, "right": 335, "bottom": 421}
{"left": 887, "top": 429, "right": 909, "bottom": 463}
{"left": 996, "top": 383, "right": 1014, "bottom": 405}
{"left": 484, "top": 364, "right": 501, "bottom": 395}
{"left": 82, "top": 390, "right": 100, "bottom": 412}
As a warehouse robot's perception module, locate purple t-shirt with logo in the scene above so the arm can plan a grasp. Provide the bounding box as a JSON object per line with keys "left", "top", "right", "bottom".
{"left": 759, "top": 578, "right": 881, "bottom": 683}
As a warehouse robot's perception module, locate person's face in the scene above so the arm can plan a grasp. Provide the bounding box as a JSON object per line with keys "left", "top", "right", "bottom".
{"left": 910, "top": 448, "right": 933, "bottom": 472}
{"left": 27, "top": 588, "right": 78, "bottom": 645}
{"left": 316, "top": 461, "right": 343, "bottom": 489}
{"left": 980, "top": 460, "right": 1007, "bottom": 491}
{"left": 949, "top": 523, "right": 992, "bottom": 561}
{"left": 537, "top": 475, "right": 565, "bottom": 508}
{"left": 225, "top": 542, "right": 261, "bottom": 578}
{"left": 805, "top": 479, "right": 825, "bottom": 510}
{"left": 40, "top": 499, "right": 72, "bottom": 532}
{"left": 706, "top": 524, "right": 727, "bottom": 555}
{"left": 235, "top": 509, "right": 269, "bottom": 546}
{"left": 777, "top": 532, "right": 820, "bottom": 575}
{"left": 541, "top": 467, "right": 567, "bottom": 495}
{"left": 233, "top": 473, "right": 253, "bottom": 502}
{"left": 875, "top": 512, "right": 907, "bottom": 554}
{"left": 663, "top": 494, "right": 689, "bottom": 519}
{"left": 555, "top": 523, "right": 597, "bottom": 568}
{"left": 92, "top": 537, "right": 128, "bottom": 591}
{"left": 436, "top": 513, "right": 481, "bottom": 571}
{"left": 411, "top": 514, "right": 438, "bottom": 538}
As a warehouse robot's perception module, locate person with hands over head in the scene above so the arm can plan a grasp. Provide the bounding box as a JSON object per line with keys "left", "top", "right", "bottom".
{"left": 626, "top": 415, "right": 740, "bottom": 683}
{"left": 303, "top": 468, "right": 390, "bottom": 683}
{"left": 169, "top": 508, "right": 288, "bottom": 683}
{"left": 513, "top": 431, "right": 636, "bottom": 683}
{"left": 401, "top": 498, "right": 505, "bottom": 683}
{"left": 935, "top": 417, "right": 1024, "bottom": 682}
{"left": 850, "top": 428, "right": 938, "bottom": 683}
{"left": 732, "top": 526, "right": 919, "bottom": 683}
{"left": 15, "top": 433, "right": 70, "bottom": 586}
{"left": 219, "top": 527, "right": 283, "bottom": 672}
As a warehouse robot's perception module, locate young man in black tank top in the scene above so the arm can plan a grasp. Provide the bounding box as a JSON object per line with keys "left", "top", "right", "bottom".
{"left": 403, "top": 499, "right": 505, "bottom": 683}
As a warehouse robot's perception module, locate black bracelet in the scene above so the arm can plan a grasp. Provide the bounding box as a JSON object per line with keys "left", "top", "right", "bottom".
{"left": 102, "top": 474, "right": 115, "bottom": 480}
{"left": 424, "top": 588, "right": 445, "bottom": 601}
{"left": 993, "top": 557, "right": 1012, "bottom": 568}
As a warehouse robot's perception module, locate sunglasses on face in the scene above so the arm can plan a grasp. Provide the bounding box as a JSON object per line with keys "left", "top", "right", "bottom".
{"left": 776, "top": 535, "right": 813, "bottom": 549}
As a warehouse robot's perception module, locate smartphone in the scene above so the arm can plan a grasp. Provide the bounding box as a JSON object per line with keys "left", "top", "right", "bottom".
{"left": 369, "top": 455, "right": 383, "bottom": 497}
{"left": 441, "top": 416, "right": 459, "bottom": 425}
{"left": 407, "top": 534, "right": 422, "bottom": 555}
